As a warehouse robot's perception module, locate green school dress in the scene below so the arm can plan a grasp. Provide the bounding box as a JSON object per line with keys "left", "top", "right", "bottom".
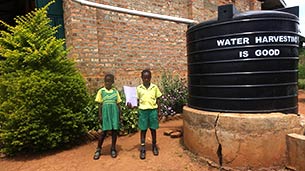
{"left": 95, "top": 87, "right": 121, "bottom": 131}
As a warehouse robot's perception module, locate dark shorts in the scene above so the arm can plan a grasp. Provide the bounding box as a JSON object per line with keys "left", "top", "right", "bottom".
{"left": 138, "top": 109, "right": 159, "bottom": 130}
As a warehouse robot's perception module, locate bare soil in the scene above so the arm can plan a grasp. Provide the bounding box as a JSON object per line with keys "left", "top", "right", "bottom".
{"left": 1, "top": 90, "right": 305, "bottom": 171}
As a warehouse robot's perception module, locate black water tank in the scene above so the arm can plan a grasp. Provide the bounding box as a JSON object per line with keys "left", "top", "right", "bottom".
{"left": 187, "top": 5, "right": 300, "bottom": 113}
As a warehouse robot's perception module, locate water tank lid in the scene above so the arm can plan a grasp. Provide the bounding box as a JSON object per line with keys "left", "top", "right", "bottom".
{"left": 187, "top": 10, "right": 299, "bottom": 32}
{"left": 234, "top": 10, "right": 299, "bottom": 20}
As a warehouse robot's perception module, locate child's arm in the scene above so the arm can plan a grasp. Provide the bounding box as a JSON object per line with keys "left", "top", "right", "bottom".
{"left": 98, "top": 103, "right": 102, "bottom": 122}
{"left": 127, "top": 101, "right": 138, "bottom": 109}
{"left": 117, "top": 103, "right": 122, "bottom": 120}
{"left": 116, "top": 90, "right": 123, "bottom": 120}
{"left": 157, "top": 97, "right": 162, "bottom": 121}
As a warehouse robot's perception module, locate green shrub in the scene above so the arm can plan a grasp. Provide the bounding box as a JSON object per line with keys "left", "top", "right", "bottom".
{"left": 83, "top": 93, "right": 99, "bottom": 131}
{"left": 0, "top": 1, "right": 89, "bottom": 155}
{"left": 299, "top": 79, "right": 305, "bottom": 90}
{"left": 298, "top": 47, "right": 305, "bottom": 89}
{"left": 299, "top": 47, "right": 305, "bottom": 80}
{"left": 299, "top": 64, "right": 305, "bottom": 79}
{"left": 159, "top": 72, "right": 188, "bottom": 116}
{"left": 119, "top": 91, "right": 138, "bottom": 135}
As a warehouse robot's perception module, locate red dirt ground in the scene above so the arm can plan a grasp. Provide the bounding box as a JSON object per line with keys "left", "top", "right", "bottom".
{"left": 1, "top": 90, "right": 305, "bottom": 171}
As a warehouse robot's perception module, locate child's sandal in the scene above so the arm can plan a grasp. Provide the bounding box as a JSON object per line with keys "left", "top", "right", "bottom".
{"left": 140, "top": 149, "right": 146, "bottom": 160}
{"left": 93, "top": 148, "right": 101, "bottom": 160}
{"left": 111, "top": 149, "right": 117, "bottom": 158}
{"left": 152, "top": 144, "right": 159, "bottom": 156}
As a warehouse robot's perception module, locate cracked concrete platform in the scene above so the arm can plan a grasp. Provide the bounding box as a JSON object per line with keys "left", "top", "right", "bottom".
{"left": 183, "top": 106, "right": 305, "bottom": 170}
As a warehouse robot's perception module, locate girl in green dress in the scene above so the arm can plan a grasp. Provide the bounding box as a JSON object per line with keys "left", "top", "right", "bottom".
{"left": 93, "top": 74, "right": 122, "bottom": 160}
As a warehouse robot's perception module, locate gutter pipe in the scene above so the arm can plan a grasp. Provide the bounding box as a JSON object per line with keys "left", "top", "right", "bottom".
{"left": 72, "top": 0, "right": 198, "bottom": 24}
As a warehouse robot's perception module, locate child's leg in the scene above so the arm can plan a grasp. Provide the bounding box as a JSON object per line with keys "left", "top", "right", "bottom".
{"left": 150, "top": 128, "right": 159, "bottom": 156}
{"left": 140, "top": 129, "right": 147, "bottom": 145}
{"left": 150, "top": 128, "right": 157, "bottom": 145}
{"left": 97, "top": 130, "right": 107, "bottom": 149}
{"left": 111, "top": 130, "right": 118, "bottom": 158}
{"left": 94, "top": 130, "right": 107, "bottom": 160}
{"left": 140, "top": 130, "right": 147, "bottom": 159}
{"left": 148, "top": 109, "right": 159, "bottom": 156}
{"left": 111, "top": 130, "right": 118, "bottom": 150}
{"left": 138, "top": 109, "right": 149, "bottom": 159}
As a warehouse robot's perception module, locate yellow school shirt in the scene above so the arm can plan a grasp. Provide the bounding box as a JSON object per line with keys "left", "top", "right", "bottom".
{"left": 95, "top": 87, "right": 122, "bottom": 103}
{"left": 136, "top": 83, "right": 162, "bottom": 110}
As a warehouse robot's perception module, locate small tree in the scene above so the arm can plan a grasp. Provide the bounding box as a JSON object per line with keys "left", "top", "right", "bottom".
{"left": 0, "top": 1, "right": 89, "bottom": 155}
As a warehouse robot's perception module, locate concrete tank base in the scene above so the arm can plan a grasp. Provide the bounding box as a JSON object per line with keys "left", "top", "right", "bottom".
{"left": 183, "top": 106, "right": 305, "bottom": 170}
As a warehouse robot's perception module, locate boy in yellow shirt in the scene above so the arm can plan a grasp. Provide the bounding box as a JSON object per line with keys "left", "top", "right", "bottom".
{"left": 136, "top": 69, "right": 162, "bottom": 159}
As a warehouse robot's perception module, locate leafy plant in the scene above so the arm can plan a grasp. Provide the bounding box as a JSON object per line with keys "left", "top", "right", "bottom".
{"left": 299, "top": 79, "right": 305, "bottom": 89}
{"left": 119, "top": 91, "right": 138, "bottom": 135}
{"left": 0, "top": 1, "right": 89, "bottom": 155}
{"left": 83, "top": 93, "right": 99, "bottom": 131}
{"left": 159, "top": 71, "right": 188, "bottom": 116}
{"left": 298, "top": 47, "right": 305, "bottom": 89}
{"left": 299, "top": 63, "right": 305, "bottom": 80}
{"left": 299, "top": 47, "right": 305, "bottom": 80}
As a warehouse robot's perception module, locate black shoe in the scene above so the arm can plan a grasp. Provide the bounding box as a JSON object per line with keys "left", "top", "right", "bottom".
{"left": 111, "top": 149, "right": 117, "bottom": 158}
{"left": 152, "top": 145, "right": 159, "bottom": 156}
{"left": 140, "top": 148, "right": 146, "bottom": 160}
{"left": 93, "top": 148, "right": 101, "bottom": 160}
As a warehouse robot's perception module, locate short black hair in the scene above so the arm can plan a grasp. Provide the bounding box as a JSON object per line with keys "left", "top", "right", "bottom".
{"left": 104, "top": 73, "right": 114, "bottom": 81}
{"left": 141, "top": 69, "right": 151, "bottom": 76}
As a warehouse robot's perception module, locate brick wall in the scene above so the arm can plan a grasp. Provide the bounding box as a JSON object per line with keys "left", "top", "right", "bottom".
{"left": 63, "top": 0, "right": 260, "bottom": 92}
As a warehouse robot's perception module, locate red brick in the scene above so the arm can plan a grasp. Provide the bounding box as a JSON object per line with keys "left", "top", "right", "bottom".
{"left": 63, "top": 0, "right": 261, "bottom": 92}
